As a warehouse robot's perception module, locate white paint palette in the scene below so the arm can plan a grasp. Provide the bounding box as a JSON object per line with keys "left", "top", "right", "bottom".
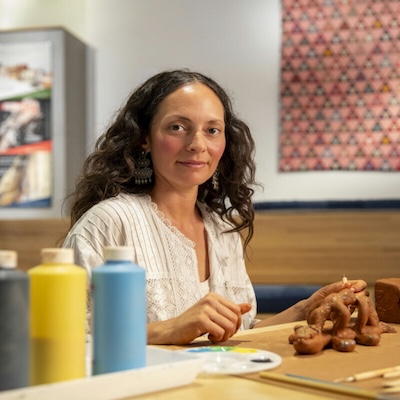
{"left": 183, "top": 346, "right": 282, "bottom": 375}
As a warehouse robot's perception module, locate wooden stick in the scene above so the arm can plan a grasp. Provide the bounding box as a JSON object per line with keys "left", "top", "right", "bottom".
{"left": 259, "top": 372, "right": 383, "bottom": 399}
{"left": 380, "top": 386, "right": 400, "bottom": 394}
{"left": 334, "top": 365, "right": 400, "bottom": 382}
{"left": 383, "top": 378, "right": 400, "bottom": 387}
{"left": 383, "top": 370, "right": 400, "bottom": 379}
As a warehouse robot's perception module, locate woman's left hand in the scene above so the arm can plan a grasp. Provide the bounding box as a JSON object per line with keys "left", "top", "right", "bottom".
{"left": 304, "top": 279, "right": 368, "bottom": 318}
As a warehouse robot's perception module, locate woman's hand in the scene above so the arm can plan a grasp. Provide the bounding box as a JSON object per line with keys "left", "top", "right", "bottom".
{"left": 254, "top": 279, "right": 368, "bottom": 329}
{"left": 303, "top": 279, "right": 368, "bottom": 318}
{"left": 147, "top": 292, "right": 251, "bottom": 345}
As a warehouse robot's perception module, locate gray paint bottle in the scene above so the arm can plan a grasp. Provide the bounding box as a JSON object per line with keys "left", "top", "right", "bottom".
{"left": 0, "top": 250, "right": 29, "bottom": 391}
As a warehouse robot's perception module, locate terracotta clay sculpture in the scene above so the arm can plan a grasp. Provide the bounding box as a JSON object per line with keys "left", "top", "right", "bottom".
{"left": 288, "top": 289, "right": 396, "bottom": 354}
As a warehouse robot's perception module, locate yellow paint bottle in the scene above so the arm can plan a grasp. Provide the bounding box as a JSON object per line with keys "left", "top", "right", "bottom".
{"left": 28, "top": 248, "right": 86, "bottom": 385}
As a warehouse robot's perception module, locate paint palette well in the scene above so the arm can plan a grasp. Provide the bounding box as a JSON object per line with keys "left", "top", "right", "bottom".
{"left": 182, "top": 346, "right": 282, "bottom": 375}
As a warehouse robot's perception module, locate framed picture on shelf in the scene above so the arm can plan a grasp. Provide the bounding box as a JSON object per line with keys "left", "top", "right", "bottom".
{"left": 0, "top": 27, "right": 87, "bottom": 218}
{"left": 0, "top": 41, "right": 53, "bottom": 208}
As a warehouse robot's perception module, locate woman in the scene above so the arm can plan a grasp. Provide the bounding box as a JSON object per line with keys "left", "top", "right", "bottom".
{"left": 63, "top": 69, "right": 366, "bottom": 345}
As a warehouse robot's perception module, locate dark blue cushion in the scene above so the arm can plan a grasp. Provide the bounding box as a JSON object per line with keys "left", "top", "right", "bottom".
{"left": 253, "top": 284, "right": 322, "bottom": 313}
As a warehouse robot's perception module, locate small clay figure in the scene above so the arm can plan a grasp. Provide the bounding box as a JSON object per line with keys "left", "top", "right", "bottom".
{"left": 289, "top": 288, "right": 397, "bottom": 354}
{"left": 353, "top": 292, "right": 381, "bottom": 346}
{"left": 288, "top": 325, "right": 332, "bottom": 354}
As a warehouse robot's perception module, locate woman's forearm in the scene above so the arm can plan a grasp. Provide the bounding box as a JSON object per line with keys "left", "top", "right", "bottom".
{"left": 253, "top": 299, "right": 307, "bottom": 328}
{"left": 147, "top": 320, "right": 176, "bottom": 345}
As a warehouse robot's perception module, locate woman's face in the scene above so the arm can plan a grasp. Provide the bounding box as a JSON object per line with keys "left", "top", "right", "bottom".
{"left": 144, "top": 82, "right": 226, "bottom": 192}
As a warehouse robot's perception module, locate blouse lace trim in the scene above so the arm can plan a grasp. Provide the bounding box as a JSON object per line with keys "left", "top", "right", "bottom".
{"left": 144, "top": 195, "right": 195, "bottom": 248}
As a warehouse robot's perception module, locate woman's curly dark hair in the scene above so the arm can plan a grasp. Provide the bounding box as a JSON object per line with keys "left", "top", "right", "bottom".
{"left": 67, "top": 69, "right": 258, "bottom": 249}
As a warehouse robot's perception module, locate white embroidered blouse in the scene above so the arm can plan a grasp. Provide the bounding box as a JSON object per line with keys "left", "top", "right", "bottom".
{"left": 63, "top": 193, "right": 258, "bottom": 330}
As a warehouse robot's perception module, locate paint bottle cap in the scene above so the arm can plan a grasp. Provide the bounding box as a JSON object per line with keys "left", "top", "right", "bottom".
{"left": 41, "top": 248, "right": 74, "bottom": 264}
{"left": 103, "top": 246, "right": 134, "bottom": 262}
{"left": 0, "top": 250, "right": 17, "bottom": 268}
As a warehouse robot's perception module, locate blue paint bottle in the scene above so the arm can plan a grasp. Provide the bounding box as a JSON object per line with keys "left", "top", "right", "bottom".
{"left": 92, "top": 246, "right": 146, "bottom": 375}
{"left": 0, "top": 250, "right": 29, "bottom": 390}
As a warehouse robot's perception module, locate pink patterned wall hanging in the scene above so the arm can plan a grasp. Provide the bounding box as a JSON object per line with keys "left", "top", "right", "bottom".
{"left": 279, "top": 0, "right": 400, "bottom": 171}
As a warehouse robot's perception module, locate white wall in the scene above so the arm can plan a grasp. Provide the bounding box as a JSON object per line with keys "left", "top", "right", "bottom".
{"left": 1, "top": 0, "right": 399, "bottom": 203}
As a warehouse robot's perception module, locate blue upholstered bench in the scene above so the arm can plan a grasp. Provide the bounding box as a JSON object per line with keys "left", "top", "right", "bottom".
{"left": 253, "top": 284, "right": 322, "bottom": 314}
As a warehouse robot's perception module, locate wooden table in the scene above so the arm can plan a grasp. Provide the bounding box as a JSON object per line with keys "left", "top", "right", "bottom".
{"left": 135, "top": 320, "right": 400, "bottom": 400}
{"left": 1, "top": 321, "right": 399, "bottom": 399}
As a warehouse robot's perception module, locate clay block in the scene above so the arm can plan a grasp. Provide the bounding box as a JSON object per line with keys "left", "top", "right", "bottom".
{"left": 375, "top": 278, "right": 400, "bottom": 324}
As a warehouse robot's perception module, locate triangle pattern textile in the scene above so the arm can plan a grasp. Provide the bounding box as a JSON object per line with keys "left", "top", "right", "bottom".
{"left": 279, "top": 0, "right": 400, "bottom": 171}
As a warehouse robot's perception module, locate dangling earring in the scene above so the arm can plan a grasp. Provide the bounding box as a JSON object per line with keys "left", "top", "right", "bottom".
{"left": 212, "top": 171, "right": 219, "bottom": 191}
{"left": 134, "top": 150, "right": 153, "bottom": 184}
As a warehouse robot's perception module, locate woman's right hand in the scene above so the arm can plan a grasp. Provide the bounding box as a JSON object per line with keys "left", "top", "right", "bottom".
{"left": 147, "top": 292, "right": 251, "bottom": 345}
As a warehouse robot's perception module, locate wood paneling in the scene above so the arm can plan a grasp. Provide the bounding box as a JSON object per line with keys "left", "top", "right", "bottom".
{"left": 246, "top": 211, "right": 400, "bottom": 286}
{"left": 1, "top": 211, "right": 399, "bottom": 286}
{"left": 0, "top": 219, "right": 70, "bottom": 271}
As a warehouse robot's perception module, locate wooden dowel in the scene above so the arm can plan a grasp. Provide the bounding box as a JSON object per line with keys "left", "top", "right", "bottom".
{"left": 259, "top": 372, "right": 382, "bottom": 400}
{"left": 380, "top": 386, "right": 400, "bottom": 394}
{"left": 383, "top": 370, "right": 400, "bottom": 379}
{"left": 334, "top": 365, "right": 400, "bottom": 382}
{"left": 383, "top": 378, "right": 400, "bottom": 388}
